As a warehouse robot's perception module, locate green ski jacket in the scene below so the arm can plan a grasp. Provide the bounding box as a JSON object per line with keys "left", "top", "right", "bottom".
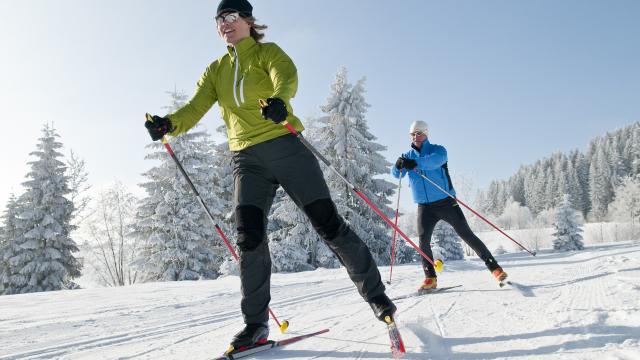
{"left": 168, "top": 36, "right": 304, "bottom": 151}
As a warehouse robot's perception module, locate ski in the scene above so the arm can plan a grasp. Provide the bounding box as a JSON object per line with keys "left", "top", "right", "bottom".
{"left": 384, "top": 315, "right": 406, "bottom": 358}
{"left": 499, "top": 280, "right": 534, "bottom": 297}
{"left": 390, "top": 285, "right": 462, "bottom": 301}
{"left": 214, "top": 328, "right": 329, "bottom": 360}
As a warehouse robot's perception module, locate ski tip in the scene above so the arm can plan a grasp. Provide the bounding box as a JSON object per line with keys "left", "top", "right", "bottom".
{"left": 145, "top": 113, "right": 152, "bottom": 121}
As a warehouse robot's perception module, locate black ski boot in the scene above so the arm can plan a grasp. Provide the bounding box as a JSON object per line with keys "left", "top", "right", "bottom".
{"left": 368, "top": 293, "right": 397, "bottom": 322}
{"left": 230, "top": 323, "right": 270, "bottom": 350}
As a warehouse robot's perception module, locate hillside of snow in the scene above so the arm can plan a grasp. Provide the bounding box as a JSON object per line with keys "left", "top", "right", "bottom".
{"left": 1, "top": 241, "right": 639, "bottom": 360}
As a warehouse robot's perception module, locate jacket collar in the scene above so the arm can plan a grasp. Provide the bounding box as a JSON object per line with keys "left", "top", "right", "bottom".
{"left": 411, "top": 139, "right": 431, "bottom": 154}
{"left": 227, "top": 36, "right": 257, "bottom": 58}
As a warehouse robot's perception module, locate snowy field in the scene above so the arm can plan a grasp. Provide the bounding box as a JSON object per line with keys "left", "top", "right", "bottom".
{"left": 1, "top": 241, "right": 639, "bottom": 360}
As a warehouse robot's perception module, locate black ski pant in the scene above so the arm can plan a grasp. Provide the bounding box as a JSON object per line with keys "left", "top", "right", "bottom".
{"left": 417, "top": 197, "right": 500, "bottom": 278}
{"left": 232, "top": 134, "right": 385, "bottom": 324}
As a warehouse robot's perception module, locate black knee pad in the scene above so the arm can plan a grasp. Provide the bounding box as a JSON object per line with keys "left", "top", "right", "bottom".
{"left": 235, "top": 205, "right": 265, "bottom": 251}
{"left": 303, "top": 198, "right": 344, "bottom": 240}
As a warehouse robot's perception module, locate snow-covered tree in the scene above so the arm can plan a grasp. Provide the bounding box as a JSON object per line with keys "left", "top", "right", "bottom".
{"left": 431, "top": 221, "right": 464, "bottom": 261}
{"left": 133, "top": 90, "right": 224, "bottom": 281}
{"left": 209, "top": 124, "right": 237, "bottom": 258}
{"left": 497, "top": 199, "right": 533, "bottom": 230}
{"left": 0, "top": 194, "right": 21, "bottom": 292}
{"left": 589, "top": 144, "right": 614, "bottom": 220}
{"left": 316, "top": 67, "right": 396, "bottom": 264}
{"left": 2, "top": 125, "right": 81, "bottom": 294}
{"left": 608, "top": 176, "right": 640, "bottom": 224}
{"left": 552, "top": 195, "right": 584, "bottom": 251}
{"left": 66, "top": 150, "right": 91, "bottom": 227}
{"left": 83, "top": 182, "right": 141, "bottom": 287}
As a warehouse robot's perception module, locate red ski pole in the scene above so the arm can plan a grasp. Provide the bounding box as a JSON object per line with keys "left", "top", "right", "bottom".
{"left": 387, "top": 174, "right": 402, "bottom": 285}
{"left": 144, "top": 113, "right": 290, "bottom": 333}
{"left": 412, "top": 170, "right": 536, "bottom": 256}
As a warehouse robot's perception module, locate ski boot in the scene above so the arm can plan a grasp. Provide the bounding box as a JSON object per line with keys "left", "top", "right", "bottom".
{"left": 368, "top": 293, "right": 397, "bottom": 322}
{"left": 418, "top": 276, "right": 438, "bottom": 293}
{"left": 227, "top": 323, "right": 270, "bottom": 353}
{"left": 492, "top": 267, "right": 508, "bottom": 283}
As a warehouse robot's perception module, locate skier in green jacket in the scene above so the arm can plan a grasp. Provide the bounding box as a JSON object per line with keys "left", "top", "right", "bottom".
{"left": 144, "top": 0, "right": 395, "bottom": 352}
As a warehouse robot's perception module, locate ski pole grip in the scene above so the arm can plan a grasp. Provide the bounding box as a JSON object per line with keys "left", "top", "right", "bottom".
{"left": 145, "top": 113, "right": 169, "bottom": 144}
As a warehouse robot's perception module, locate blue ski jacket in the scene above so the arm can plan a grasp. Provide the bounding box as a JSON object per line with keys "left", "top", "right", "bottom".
{"left": 390, "top": 140, "right": 456, "bottom": 204}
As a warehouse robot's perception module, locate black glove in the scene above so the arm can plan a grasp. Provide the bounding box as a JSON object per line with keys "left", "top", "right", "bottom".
{"left": 402, "top": 158, "right": 417, "bottom": 170}
{"left": 260, "top": 97, "right": 288, "bottom": 123}
{"left": 145, "top": 115, "right": 174, "bottom": 141}
{"left": 395, "top": 156, "right": 417, "bottom": 170}
{"left": 394, "top": 157, "right": 404, "bottom": 170}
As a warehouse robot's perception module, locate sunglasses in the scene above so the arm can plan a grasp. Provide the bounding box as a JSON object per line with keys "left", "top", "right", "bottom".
{"left": 409, "top": 131, "right": 425, "bottom": 137}
{"left": 215, "top": 12, "right": 241, "bottom": 25}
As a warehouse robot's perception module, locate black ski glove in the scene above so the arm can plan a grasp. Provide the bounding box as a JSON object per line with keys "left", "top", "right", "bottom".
{"left": 260, "top": 97, "right": 288, "bottom": 124}
{"left": 395, "top": 156, "right": 417, "bottom": 170}
{"left": 394, "top": 157, "right": 404, "bottom": 170}
{"left": 145, "top": 115, "right": 174, "bottom": 141}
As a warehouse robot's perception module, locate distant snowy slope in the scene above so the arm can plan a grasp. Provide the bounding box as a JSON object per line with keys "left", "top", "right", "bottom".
{"left": 1, "top": 242, "right": 639, "bottom": 359}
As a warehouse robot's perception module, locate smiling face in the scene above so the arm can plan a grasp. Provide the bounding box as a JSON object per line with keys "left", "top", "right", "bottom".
{"left": 216, "top": 12, "right": 251, "bottom": 46}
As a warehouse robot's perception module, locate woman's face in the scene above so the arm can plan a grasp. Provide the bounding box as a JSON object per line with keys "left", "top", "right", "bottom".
{"left": 216, "top": 12, "right": 251, "bottom": 46}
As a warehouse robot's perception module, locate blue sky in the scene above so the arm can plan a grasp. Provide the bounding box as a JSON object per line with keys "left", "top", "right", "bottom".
{"left": 1, "top": 0, "right": 639, "bottom": 212}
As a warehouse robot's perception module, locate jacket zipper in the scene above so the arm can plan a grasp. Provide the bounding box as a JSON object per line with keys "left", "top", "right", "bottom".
{"left": 232, "top": 47, "right": 242, "bottom": 107}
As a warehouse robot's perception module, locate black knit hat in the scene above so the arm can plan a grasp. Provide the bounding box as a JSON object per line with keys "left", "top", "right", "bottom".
{"left": 217, "top": 0, "right": 253, "bottom": 17}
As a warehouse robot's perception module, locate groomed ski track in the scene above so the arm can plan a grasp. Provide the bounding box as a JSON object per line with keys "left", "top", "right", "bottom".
{"left": 1, "top": 242, "right": 639, "bottom": 359}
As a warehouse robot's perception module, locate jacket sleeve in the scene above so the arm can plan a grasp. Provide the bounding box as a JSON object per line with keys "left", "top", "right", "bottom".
{"left": 416, "top": 145, "right": 448, "bottom": 170}
{"left": 263, "top": 44, "right": 298, "bottom": 101}
{"left": 167, "top": 62, "right": 218, "bottom": 136}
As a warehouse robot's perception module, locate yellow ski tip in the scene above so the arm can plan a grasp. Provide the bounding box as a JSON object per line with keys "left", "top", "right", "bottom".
{"left": 279, "top": 320, "right": 289, "bottom": 333}
{"left": 145, "top": 113, "right": 153, "bottom": 121}
{"left": 434, "top": 259, "right": 444, "bottom": 273}
{"left": 258, "top": 99, "right": 267, "bottom": 108}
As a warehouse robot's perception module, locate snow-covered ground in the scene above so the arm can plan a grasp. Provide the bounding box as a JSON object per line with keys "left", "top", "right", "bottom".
{"left": 1, "top": 241, "right": 639, "bottom": 360}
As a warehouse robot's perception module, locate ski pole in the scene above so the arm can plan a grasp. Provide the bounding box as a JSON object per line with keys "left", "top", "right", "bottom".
{"left": 411, "top": 169, "right": 536, "bottom": 256}
{"left": 144, "top": 113, "right": 290, "bottom": 333}
{"left": 258, "top": 105, "right": 439, "bottom": 269}
{"left": 387, "top": 174, "right": 402, "bottom": 285}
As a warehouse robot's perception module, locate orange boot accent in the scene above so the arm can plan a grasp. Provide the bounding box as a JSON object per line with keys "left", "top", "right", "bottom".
{"left": 492, "top": 267, "right": 507, "bottom": 282}
{"left": 419, "top": 277, "right": 438, "bottom": 291}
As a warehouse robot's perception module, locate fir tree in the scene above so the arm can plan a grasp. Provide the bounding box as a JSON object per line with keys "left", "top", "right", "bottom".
{"left": 2, "top": 125, "right": 81, "bottom": 294}
{"left": 589, "top": 144, "right": 614, "bottom": 220}
{"left": 133, "top": 91, "right": 224, "bottom": 281}
{"left": 0, "top": 194, "right": 20, "bottom": 292}
{"left": 432, "top": 222, "right": 464, "bottom": 261}
{"left": 552, "top": 195, "right": 584, "bottom": 251}
{"left": 316, "top": 67, "right": 396, "bottom": 264}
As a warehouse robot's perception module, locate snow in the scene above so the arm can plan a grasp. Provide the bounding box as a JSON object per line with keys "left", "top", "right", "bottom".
{"left": 1, "top": 242, "right": 639, "bottom": 359}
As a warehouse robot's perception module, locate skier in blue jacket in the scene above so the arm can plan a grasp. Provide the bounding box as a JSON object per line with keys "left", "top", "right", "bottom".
{"left": 391, "top": 121, "right": 507, "bottom": 290}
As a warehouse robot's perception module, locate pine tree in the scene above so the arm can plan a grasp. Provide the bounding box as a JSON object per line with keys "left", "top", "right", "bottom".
{"left": 133, "top": 91, "right": 224, "bottom": 281}
{"left": 0, "top": 194, "right": 21, "bottom": 292}
{"left": 2, "top": 125, "right": 81, "bottom": 294}
{"left": 316, "top": 67, "right": 396, "bottom": 264}
{"left": 432, "top": 222, "right": 464, "bottom": 261}
{"left": 552, "top": 195, "right": 584, "bottom": 251}
{"left": 589, "top": 143, "right": 614, "bottom": 220}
